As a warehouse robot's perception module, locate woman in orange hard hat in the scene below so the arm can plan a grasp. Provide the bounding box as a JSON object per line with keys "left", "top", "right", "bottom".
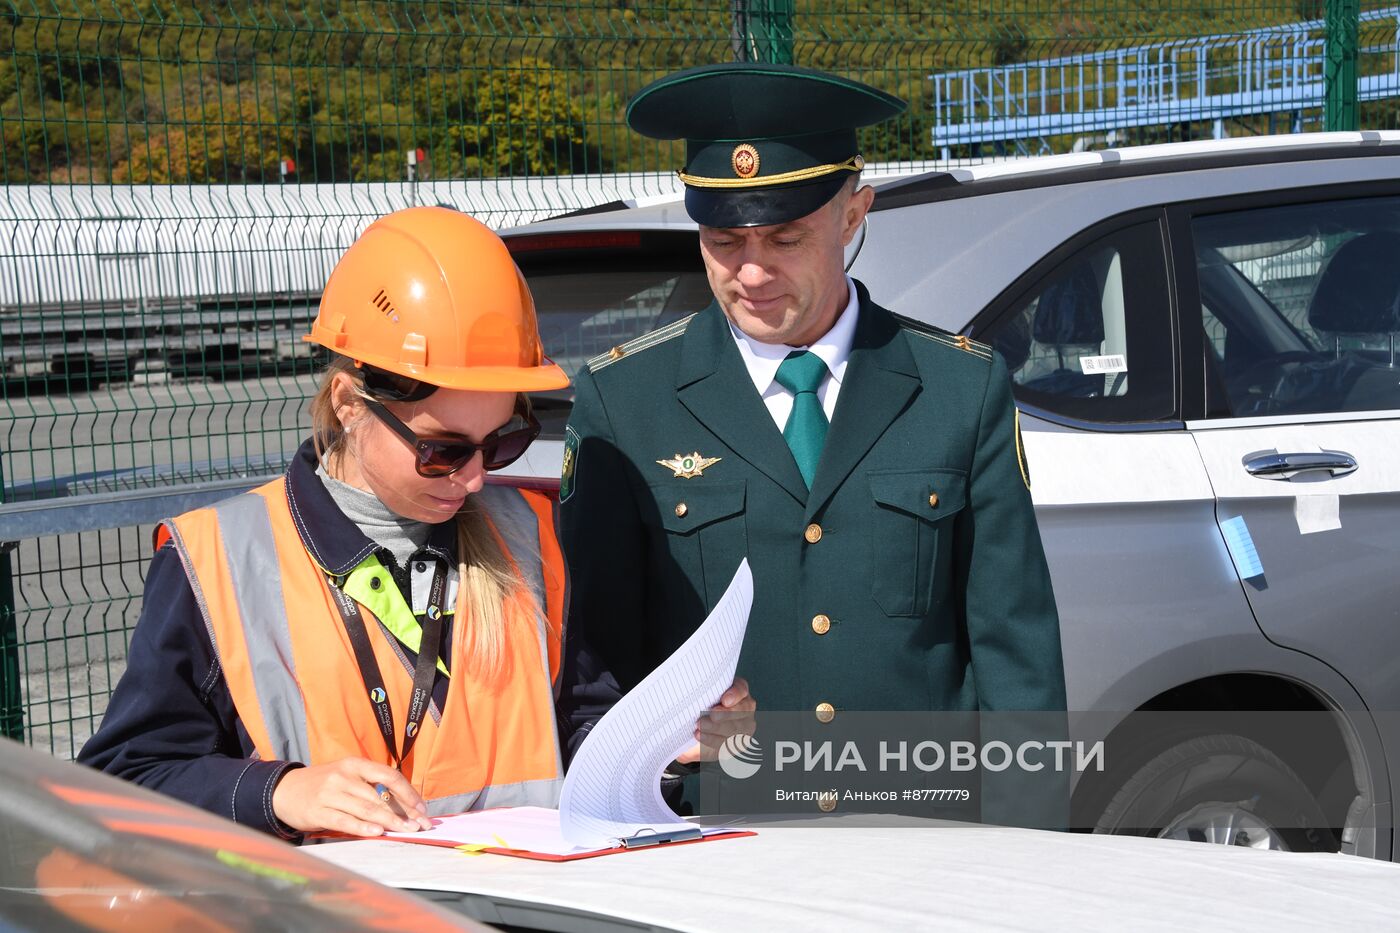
{"left": 79, "top": 206, "right": 753, "bottom": 840}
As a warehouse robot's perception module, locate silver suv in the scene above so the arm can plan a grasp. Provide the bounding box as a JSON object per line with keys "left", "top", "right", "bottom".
{"left": 499, "top": 132, "right": 1400, "bottom": 859}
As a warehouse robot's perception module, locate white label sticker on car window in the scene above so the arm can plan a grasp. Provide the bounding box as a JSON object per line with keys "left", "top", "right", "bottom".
{"left": 1079, "top": 354, "right": 1127, "bottom": 374}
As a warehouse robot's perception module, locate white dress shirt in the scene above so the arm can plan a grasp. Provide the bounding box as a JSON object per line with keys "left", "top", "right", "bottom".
{"left": 728, "top": 276, "right": 860, "bottom": 432}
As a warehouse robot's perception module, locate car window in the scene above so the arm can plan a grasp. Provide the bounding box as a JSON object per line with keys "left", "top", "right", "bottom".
{"left": 510, "top": 233, "right": 708, "bottom": 436}
{"left": 980, "top": 219, "right": 1175, "bottom": 423}
{"left": 1192, "top": 195, "right": 1400, "bottom": 417}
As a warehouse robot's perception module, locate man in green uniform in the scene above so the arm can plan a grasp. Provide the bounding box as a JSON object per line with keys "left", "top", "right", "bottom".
{"left": 560, "top": 63, "right": 1065, "bottom": 746}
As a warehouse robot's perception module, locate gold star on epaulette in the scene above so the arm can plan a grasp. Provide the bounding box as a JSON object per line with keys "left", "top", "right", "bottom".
{"left": 656, "top": 452, "right": 721, "bottom": 479}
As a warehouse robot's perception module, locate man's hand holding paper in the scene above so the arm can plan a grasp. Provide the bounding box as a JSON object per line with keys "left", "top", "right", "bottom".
{"left": 676, "top": 676, "right": 756, "bottom": 765}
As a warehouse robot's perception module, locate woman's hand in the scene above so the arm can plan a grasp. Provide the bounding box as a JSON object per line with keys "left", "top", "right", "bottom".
{"left": 272, "top": 757, "right": 434, "bottom": 836}
{"left": 675, "top": 677, "right": 757, "bottom": 765}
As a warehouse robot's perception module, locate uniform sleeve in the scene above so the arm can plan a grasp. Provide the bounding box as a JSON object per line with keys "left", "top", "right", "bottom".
{"left": 77, "top": 544, "right": 302, "bottom": 840}
{"left": 559, "top": 366, "right": 652, "bottom": 692}
{"left": 956, "top": 354, "right": 1068, "bottom": 829}
{"left": 956, "top": 352, "right": 1067, "bottom": 712}
{"left": 554, "top": 628, "right": 623, "bottom": 766}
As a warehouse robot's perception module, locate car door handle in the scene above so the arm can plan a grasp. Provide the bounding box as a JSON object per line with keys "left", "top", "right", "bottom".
{"left": 1243, "top": 451, "right": 1358, "bottom": 480}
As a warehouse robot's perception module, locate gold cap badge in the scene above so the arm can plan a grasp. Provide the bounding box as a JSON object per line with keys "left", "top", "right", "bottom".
{"left": 656, "top": 451, "right": 721, "bottom": 479}
{"left": 731, "top": 143, "right": 760, "bottom": 180}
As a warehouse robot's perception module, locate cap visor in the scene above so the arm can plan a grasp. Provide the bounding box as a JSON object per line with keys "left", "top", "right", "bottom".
{"left": 684, "top": 174, "right": 850, "bottom": 228}
{"left": 424, "top": 363, "right": 571, "bottom": 393}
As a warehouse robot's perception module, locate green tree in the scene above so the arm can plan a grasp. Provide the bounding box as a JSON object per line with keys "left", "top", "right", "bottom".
{"left": 446, "top": 59, "right": 609, "bottom": 177}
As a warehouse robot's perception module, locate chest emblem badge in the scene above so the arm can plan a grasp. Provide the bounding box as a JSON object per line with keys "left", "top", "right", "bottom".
{"left": 656, "top": 451, "right": 721, "bottom": 479}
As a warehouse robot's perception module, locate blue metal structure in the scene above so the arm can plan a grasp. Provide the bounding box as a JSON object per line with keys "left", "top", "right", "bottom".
{"left": 931, "top": 8, "right": 1400, "bottom": 154}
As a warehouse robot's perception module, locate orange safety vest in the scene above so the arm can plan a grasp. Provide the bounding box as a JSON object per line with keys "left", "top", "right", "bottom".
{"left": 162, "top": 480, "right": 566, "bottom": 815}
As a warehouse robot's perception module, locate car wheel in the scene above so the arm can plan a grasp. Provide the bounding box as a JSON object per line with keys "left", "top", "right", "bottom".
{"left": 1093, "top": 733, "right": 1337, "bottom": 852}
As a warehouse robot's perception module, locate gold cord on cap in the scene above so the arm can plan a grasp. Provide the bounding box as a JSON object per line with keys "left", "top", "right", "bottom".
{"left": 679, "top": 154, "right": 865, "bottom": 189}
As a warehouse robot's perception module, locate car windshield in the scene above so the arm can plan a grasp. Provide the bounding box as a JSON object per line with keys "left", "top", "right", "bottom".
{"left": 511, "top": 231, "right": 708, "bottom": 436}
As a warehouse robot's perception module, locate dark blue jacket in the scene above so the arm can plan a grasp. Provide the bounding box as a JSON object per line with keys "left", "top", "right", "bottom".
{"left": 79, "top": 439, "right": 619, "bottom": 838}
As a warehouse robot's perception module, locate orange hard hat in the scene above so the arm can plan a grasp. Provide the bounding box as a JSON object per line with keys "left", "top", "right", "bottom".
{"left": 305, "top": 206, "right": 569, "bottom": 392}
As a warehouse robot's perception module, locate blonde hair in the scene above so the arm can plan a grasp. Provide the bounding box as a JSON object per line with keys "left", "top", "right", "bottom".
{"left": 309, "top": 358, "right": 533, "bottom": 680}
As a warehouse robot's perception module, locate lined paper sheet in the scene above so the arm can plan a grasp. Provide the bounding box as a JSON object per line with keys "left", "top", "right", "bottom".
{"left": 560, "top": 558, "right": 753, "bottom": 848}
{"left": 386, "top": 806, "right": 592, "bottom": 856}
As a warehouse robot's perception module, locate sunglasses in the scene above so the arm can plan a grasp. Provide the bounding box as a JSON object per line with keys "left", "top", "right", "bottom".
{"left": 362, "top": 396, "right": 541, "bottom": 476}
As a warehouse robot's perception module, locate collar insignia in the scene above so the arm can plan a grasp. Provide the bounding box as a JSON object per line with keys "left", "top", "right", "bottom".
{"left": 656, "top": 451, "right": 721, "bottom": 479}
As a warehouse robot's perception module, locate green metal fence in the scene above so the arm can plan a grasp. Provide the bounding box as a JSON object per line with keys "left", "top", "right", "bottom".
{"left": 1, "top": 0, "right": 1397, "bottom": 757}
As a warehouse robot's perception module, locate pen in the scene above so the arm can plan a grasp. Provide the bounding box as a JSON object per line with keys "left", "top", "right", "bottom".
{"left": 376, "top": 782, "right": 425, "bottom": 830}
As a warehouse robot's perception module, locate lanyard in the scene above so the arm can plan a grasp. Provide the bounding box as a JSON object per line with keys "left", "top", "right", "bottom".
{"left": 328, "top": 559, "right": 448, "bottom": 771}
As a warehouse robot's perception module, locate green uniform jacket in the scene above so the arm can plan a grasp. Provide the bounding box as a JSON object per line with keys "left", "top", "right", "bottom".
{"left": 560, "top": 281, "right": 1066, "bottom": 715}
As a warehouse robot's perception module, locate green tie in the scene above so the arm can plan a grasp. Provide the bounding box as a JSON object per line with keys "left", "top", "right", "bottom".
{"left": 775, "top": 350, "right": 830, "bottom": 488}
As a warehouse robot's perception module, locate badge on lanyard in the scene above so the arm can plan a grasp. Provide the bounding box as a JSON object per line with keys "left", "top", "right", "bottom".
{"left": 329, "top": 560, "right": 448, "bottom": 770}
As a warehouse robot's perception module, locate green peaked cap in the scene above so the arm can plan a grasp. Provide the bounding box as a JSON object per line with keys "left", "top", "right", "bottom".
{"left": 627, "top": 63, "right": 907, "bottom": 228}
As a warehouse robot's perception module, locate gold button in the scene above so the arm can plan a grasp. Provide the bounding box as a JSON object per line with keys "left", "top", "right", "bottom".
{"left": 811, "top": 614, "right": 831, "bottom": 635}
{"left": 815, "top": 702, "right": 835, "bottom": 723}
{"left": 804, "top": 523, "right": 823, "bottom": 544}
{"left": 674, "top": 503, "right": 688, "bottom": 518}
{"left": 929, "top": 492, "right": 939, "bottom": 508}
{"left": 817, "top": 793, "right": 837, "bottom": 813}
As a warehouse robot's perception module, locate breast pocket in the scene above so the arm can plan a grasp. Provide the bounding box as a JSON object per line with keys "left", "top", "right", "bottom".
{"left": 868, "top": 469, "right": 967, "bottom": 617}
{"left": 650, "top": 480, "right": 748, "bottom": 608}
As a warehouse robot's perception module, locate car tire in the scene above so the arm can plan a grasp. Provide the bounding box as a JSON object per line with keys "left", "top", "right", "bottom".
{"left": 1093, "top": 733, "right": 1337, "bottom": 852}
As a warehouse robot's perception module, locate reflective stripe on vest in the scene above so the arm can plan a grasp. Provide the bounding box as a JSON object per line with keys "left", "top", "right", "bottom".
{"left": 165, "top": 478, "right": 565, "bottom": 814}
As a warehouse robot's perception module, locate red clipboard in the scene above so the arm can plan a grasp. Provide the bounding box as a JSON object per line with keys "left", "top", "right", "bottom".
{"left": 375, "top": 827, "right": 756, "bottom": 862}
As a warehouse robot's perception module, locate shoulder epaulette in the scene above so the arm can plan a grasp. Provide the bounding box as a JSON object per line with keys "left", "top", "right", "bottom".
{"left": 895, "top": 315, "right": 994, "bottom": 362}
{"left": 586, "top": 313, "right": 695, "bottom": 372}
